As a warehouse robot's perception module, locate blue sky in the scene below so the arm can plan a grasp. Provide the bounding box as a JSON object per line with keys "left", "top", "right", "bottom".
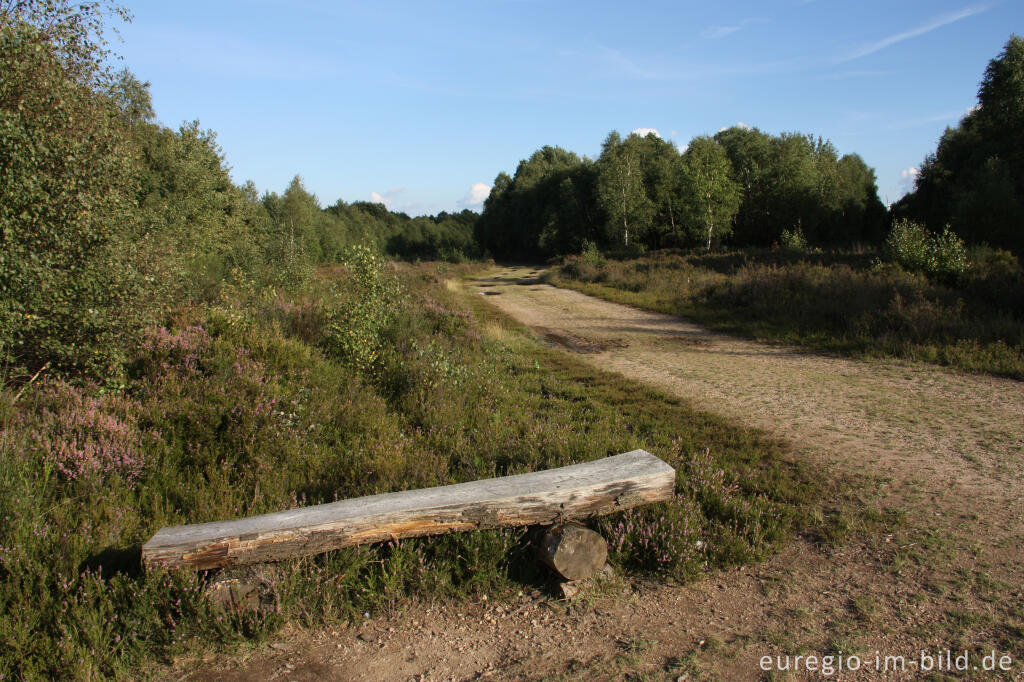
{"left": 113, "top": 1, "right": 1020, "bottom": 216}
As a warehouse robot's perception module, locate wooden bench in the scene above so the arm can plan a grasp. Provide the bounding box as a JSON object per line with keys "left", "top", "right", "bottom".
{"left": 142, "top": 449, "right": 676, "bottom": 571}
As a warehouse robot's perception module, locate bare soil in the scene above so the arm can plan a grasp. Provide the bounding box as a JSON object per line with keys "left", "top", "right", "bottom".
{"left": 171, "top": 266, "right": 1024, "bottom": 681}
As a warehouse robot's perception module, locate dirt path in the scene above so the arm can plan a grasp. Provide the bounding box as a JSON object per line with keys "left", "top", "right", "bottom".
{"left": 177, "top": 267, "right": 1024, "bottom": 681}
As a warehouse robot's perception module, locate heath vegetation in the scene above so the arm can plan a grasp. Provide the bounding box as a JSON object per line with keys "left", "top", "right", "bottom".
{"left": 2, "top": 1, "right": 1022, "bottom": 678}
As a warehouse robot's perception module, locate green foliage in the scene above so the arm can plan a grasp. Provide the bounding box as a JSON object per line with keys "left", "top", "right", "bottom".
{"left": 581, "top": 239, "right": 606, "bottom": 267}
{"left": 0, "top": 264, "right": 826, "bottom": 677}
{"left": 884, "top": 219, "right": 969, "bottom": 278}
{"left": 715, "top": 127, "right": 886, "bottom": 247}
{"left": 680, "top": 136, "right": 742, "bottom": 250}
{"left": 895, "top": 35, "right": 1024, "bottom": 254}
{"left": 320, "top": 246, "right": 403, "bottom": 376}
{"left": 134, "top": 121, "right": 277, "bottom": 302}
{"left": 596, "top": 132, "right": 655, "bottom": 248}
{"left": 478, "top": 125, "right": 882, "bottom": 260}
{"left": 884, "top": 219, "right": 931, "bottom": 271}
{"left": 0, "top": 1, "right": 141, "bottom": 379}
{"left": 780, "top": 226, "right": 809, "bottom": 251}
{"left": 475, "top": 147, "right": 596, "bottom": 259}
{"left": 928, "top": 226, "right": 970, "bottom": 278}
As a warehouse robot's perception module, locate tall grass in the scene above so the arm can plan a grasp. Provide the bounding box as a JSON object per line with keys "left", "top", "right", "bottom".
{"left": 551, "top": 248, "right": 1024, "bottom": 379}
{"left": 0, "top": 259, "right": 827, "bottom": 679}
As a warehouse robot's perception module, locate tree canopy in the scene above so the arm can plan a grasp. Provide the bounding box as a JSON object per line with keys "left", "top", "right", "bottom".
{"left": 894, "top": 35, "right": 1024, "bottom": 254}
{"left": 478, "top": 127, "right": 885, "bottom": 259}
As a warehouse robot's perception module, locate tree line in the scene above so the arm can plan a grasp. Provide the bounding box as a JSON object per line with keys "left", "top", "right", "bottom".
{"left": 475, "top": 127, "right": 887, "bottom": 260}
{"left": 478, "top": 36, "right": 1024, "bottom": 262}
{"left": 893, "top": 35, "right": 1024, "bottom": 255}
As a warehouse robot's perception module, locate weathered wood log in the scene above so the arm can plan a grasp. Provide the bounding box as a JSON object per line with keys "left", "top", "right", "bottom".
{"left": 536, "top": 523, "right": 608, "bottom": 580}
{"left": 142, "top": 449, "right": 675, "bottom": 571}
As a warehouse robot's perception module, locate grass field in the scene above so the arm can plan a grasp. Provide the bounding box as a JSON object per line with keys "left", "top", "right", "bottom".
{"left": 0, "top": 260, "right": 831, "bottom": 680}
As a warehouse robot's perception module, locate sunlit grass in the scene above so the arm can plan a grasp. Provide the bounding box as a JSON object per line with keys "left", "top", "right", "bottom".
{"left": 0, "top": 261, "right": 830, "bottom": 679}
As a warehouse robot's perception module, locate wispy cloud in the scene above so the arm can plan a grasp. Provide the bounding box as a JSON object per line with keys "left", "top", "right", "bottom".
{"left": 597, "top": 46, "right": 666, "bottom": 80}
{"left": 702, "top": 25, "right": 742, "bottom": 39}
{"left": 887, "top": 109, "right": 970, "bottom": 131}
{"left": 701, "top": 17, "right": 769, "bottom": 40}
{"left": 564, "top": 44, "right": 813, "bottom": 84}
{"left": 125, "top": 25, "right": 347, "bottom": 81}
{"left": 631, "top": 127, "right": 661, "bottom": 138}
{"left": 841, "top": 5, "right": 990, "bottom": 61}
{"left": 817, "top": 69, "right": 896, "bottom": 80}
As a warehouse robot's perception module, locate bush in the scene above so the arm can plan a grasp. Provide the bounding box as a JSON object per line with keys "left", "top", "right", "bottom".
{"left": 884, "top": 219, "right": 968, "bottom": 279}
{"left": 928, "top": 226, "right": 969, "bottom": 277}
{"left": 884, "top": 219, "right": 931, "bottom": 271}
{"left": 581, "top": 239, "right": 607, "bottom": 267}
{"left": 779, "top": 226, "right": 808, "bottom": 251}
{"left": 320, "top": 246, "right": 403, "bottom": 376}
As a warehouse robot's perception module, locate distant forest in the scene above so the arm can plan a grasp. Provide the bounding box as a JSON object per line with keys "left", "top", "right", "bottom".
{"left": 476, "top": 128, "right": 887, "bottom": 259}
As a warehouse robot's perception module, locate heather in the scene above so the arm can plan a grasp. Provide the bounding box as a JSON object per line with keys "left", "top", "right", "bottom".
{"left": 0, "top": 258, "right": 827, "bottom": 679}
{"left": 550, "top": 246, "right": 1024, "bottom": 379}
{"left": 1, "top": 4, "right": 831, "bottom": 678}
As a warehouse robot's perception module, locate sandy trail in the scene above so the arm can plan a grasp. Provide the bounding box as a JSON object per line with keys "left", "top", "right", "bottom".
{"left": 178, "top": 267, "right": 1024, "bottom": 681}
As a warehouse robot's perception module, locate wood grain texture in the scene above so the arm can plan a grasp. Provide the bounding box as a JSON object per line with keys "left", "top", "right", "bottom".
{"left": 142, "top": 449, "right": 676, "bottom": 571}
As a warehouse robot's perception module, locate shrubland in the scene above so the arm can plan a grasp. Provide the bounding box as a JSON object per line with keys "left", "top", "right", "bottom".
{"left": 2, "top": 2, "right": 1016, "bottom": 677}
{"left": 0, "top": 256, "right": 829, "bottom": 678}
{"left": 550, "top": 242, "right": 1024, "bottom": 379}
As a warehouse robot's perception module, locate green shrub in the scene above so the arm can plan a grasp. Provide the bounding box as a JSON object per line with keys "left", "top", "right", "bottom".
{"left": 320, "top": 246, "right": 403, "bottom": 376}
{"left": 927, "top": 226, "right": 969, "bottom": 277}
{"left": 780, "top": 226, "right": 808, "bottom": 251}
{"left": 581, "top": 239, "right": 607, "bottom": 267}
{"left": 884, "top": 219, "right": 968, "bottom": 278}
{"left": 884, "top": 219, "right": 931, "bottom": 272}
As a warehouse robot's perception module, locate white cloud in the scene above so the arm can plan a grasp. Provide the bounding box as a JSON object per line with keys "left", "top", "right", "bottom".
{"left": 841, "top": 5, "right": 991, "bottom": 62}
{"left": 677, "top": 143, "right": 689, "bottom": 154}
{"left": 718, "top": 122, "right": 752, "bottom": 132}
{"left": 631, "top": 127, "right": 661, "bottom": 138}
{"left": 898, "top": 167, "right": 920, "bottom": 195}
{"left": 458, "top": 182, "right": 491, "bottom": 208}
{"left": 369, "top": 187, "right": 406, "bottom": 208}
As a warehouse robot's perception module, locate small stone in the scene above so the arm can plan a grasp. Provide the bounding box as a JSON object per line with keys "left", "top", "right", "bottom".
{"left": 357, "top": 632, "right": 374, "bottom": 642}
